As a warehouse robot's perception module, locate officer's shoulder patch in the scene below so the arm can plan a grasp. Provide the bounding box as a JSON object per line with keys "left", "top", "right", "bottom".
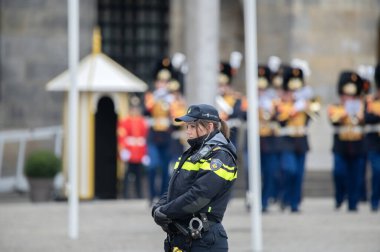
{"left": 210, "top": 158, "right": 223, "bottom": 171}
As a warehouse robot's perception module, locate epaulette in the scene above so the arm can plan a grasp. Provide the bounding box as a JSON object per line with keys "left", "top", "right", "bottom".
{"left": 188, "top": 145, "right": 213, "bottom": 163}
{"left": 189, "top": 145, "right": 237, "bottom": 164}
{"left": 211, "top": 146, "right": 237, "bottom": 164}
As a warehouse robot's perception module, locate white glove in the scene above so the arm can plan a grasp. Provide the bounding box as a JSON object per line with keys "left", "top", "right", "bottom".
{"left": 120, "top": 149, "right": 131, "bottom": 162}
{"left": 293, "top": 86, "right": 314, "bottom": 100}
{"left": 142, "top": 155, "right": 151, "bottom": 166}
{"left": 344, "top": 99, "right": 361, "bottom": 117}
{"left": 259, "top": 97, "right": 272, "bottom": 112}
{"left": 294, "top": 99, "right": 307, "bottom": 112}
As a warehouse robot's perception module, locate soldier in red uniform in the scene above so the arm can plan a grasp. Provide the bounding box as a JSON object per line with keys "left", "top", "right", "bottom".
{"left": 118, "top": 97, "right": 149, "bottom": 199}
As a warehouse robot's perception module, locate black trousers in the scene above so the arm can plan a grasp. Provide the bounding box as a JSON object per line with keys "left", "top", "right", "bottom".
{"left": 165, "top": 223, "right": 228, "bottom": 252}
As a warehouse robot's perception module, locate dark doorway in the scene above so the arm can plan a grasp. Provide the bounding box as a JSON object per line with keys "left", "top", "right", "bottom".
{"left": 94, "top": 96, "right": 117, "bottom": 199}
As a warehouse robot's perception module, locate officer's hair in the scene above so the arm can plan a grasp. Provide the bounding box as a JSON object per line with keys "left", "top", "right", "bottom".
{"left": 196, "top": 119, "right": 230, "bottom": 139}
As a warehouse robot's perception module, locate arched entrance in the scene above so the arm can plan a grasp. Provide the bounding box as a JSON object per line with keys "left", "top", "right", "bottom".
{"left": 94, "top": 96, "right": 117, "bottom": 199}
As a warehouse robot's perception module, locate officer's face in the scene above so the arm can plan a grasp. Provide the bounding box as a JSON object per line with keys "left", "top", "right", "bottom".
{"left": 185, "top": 122, "right": 210, "bottom": 139}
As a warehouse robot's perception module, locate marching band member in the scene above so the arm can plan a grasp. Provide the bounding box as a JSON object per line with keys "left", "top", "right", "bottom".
{"left": 328, "top": 71, "right": 365, "bottom": 211}
{"left": 364, "top": 64, "right": 380, "bottom": 212}
{"left": 275, "top": 66, "right": 316, "bottom": 212}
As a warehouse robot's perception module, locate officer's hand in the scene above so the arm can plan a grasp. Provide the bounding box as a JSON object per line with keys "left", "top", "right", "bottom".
{"left": 154, "top": 207, "right": 172, "bottom": 226}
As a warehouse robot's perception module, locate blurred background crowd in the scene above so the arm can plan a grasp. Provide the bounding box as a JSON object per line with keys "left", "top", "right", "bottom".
{"left": 0, "top": 0, "right": 380, "bottom": 215}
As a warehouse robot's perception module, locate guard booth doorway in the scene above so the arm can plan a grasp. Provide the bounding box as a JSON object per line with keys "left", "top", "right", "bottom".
{"left": 94, "top": 96, "right": 117, "bottom": 199}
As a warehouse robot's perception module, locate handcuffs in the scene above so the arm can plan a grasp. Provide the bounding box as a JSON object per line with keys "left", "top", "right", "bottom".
{"left": 189, "top": 217, "right": 203, "bottom": 239}
{"left": 188, "top": 213, "right": 210, "bottom": 239}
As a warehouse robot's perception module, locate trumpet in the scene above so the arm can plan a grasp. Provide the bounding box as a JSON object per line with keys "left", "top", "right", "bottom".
{"left": 307, "top": 96, "right": 322, "bottom": 121}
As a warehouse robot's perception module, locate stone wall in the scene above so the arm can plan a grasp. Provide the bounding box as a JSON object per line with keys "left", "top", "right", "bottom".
{"left": 0, "top": 0, "right": 97, "bottom": 129}
{"left": 1, "top": 0, "right": 378, "bottom": 129}
{"left": 219, "top": 0, "right": 380, "bottom": 171}
{"left": 218, "top": 0, "right": 380, "bottom": 98}
{"left": 0, "top": 0, "right": 379, "bottom": 172}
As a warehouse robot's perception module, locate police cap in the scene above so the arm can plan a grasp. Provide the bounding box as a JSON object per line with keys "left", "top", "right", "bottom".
{"left": 175, "top": 104, "right": 221, "bottom": 122}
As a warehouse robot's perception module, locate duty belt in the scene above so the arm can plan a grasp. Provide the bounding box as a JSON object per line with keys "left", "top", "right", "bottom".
{"left": 173, "top": 213, "right": 216, "bottom": 240}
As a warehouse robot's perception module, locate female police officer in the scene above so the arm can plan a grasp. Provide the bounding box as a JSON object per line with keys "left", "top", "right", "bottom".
{"left": 152, "top": 104, "right": 238, "bottom": 252}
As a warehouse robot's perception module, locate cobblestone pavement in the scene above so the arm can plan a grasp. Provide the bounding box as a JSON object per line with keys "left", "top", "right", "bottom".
{"left": 0, "top": 196, "right": 379, "bottom": 252}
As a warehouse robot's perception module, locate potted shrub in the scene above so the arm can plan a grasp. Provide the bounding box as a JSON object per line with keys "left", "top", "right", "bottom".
{"left": 24, "top": 150, "right": 61, "bottom": 202}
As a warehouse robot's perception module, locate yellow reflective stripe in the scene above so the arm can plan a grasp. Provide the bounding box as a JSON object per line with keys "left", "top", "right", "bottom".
{"left": 174, "top": 161, "right": 180, "bottom": 169}
{"left": 214, "top": 167, "right": 237, "bottom": 181}
{"left": 222, "top": 163, "right": 235, "bottom": 170}
{"left": 181, "top": 161, "right": 201, "bottom": 171}
{"left": 176, "top": 159, "right": 237, "bottom": 181}
{"left": 200, "top": 162, "right": 211, "bottom": 171}
{"left": 174, "top": 157, "right": 183, "bottom": 170}
{"left": 200, "top": 161, "right": 237, "bottom": 181}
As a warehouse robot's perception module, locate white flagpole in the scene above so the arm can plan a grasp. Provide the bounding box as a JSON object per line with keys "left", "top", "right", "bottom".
{"left": 68, "top": 0, "right": 79, "bottom": 240}
{"left": 243, "top": 0, "right": 263, "bottom": 251}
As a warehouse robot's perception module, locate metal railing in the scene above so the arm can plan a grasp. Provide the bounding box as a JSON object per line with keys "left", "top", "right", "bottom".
{"left": 0, "top": 126, "right": 63, "bottom": 192}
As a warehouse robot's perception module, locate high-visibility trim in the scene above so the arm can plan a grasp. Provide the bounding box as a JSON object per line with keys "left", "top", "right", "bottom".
{"left": 174, "top": 157, "right": 207, "bottom": 170}
{"left": 214, "top": 167, "right": 237, "bottom": 181}
{"left": 200, "top": 162, "right": 212, "bottom": 171}
{"left": 200, "top": 162, "right": 237, "bottom": 181}
{"left": 174, "top": 161, "right": 180, "bottom": 169}
{"left": 208, "top": 206, "right": 212, "bottom": 213}
{"left": 175, "top": 157, "right": 237, "bottom": 181}
{"left": 181, "top": 161, "right": 201, "bottom": 171}
{"left": 222, "top": 163, "right": 235, "bottom": 170}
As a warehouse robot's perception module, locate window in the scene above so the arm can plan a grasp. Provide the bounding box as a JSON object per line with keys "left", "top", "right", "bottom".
{"left": 97, "top": 0, "right": 170, "bottom": 85}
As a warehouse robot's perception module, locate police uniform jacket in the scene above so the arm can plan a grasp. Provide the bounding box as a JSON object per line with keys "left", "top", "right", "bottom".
{"left": 154, "top": 130, "right": 238, "bottom": 223}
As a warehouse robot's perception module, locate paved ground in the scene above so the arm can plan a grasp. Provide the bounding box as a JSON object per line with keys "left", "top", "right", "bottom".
{"left": 0, "top": 195, "right": 379, "bottom": 252}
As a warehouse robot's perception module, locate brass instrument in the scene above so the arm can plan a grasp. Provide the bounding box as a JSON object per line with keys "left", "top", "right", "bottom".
{"left": 328, "top": 105, "right": 346, "bottom": 123}
{"left": 277, "top": 102, "right": 294, "bottom": 122}
{"left": 307, "top": 96, "right": 322, "bottom": 121}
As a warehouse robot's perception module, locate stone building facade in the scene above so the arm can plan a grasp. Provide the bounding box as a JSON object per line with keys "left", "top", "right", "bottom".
{"left": 0, "top": 0, "right": 379, "bottom": 182}
{"left": 0, "top": 0, "right": 97, "bottom": 128}
{"left": 1, "top": 0, "right": 379, "bottom": 129}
